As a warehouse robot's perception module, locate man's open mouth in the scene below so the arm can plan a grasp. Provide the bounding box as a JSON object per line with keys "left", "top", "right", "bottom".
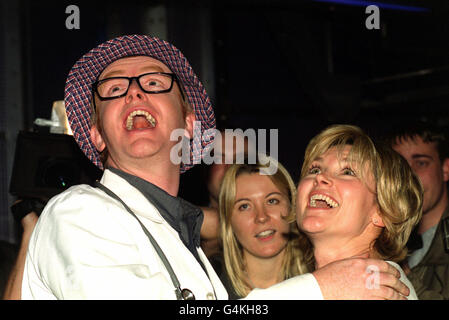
{"left": 309, "top": 194, "right": 339, "bottom": 208}
{"left": 126, "top": 110, "right": 156, "bottom": 130}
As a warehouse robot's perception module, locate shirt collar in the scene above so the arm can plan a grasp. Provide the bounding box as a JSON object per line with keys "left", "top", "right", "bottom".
{"left": 108, "top": 167, "right": 203, "bottom": 252}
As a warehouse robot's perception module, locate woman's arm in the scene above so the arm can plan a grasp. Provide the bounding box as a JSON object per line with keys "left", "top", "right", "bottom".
{"left": 200, "top": 206, "right": 221, "bottom": 257}
{"left": 200, "top": 206, "right": 220, "bottom": 241}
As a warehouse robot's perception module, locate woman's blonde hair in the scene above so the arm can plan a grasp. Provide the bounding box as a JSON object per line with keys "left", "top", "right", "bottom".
{"left": 300, "top": 124, "right": 423, "bottom": 263}
{"left": 219, "top": 156, "right": 309, "bottom": 297}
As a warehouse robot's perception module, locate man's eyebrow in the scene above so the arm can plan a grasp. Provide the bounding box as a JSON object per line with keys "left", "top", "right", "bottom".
{"left": 99, "top": 70, "right": 126, "bottom": 79}
{"left": 411, "top": 154, "right": 433, "bottom": 160}
{"left": 140, "top": 65, "right": 165, "bottom": 73}
{"left": 100, "top": 65, "right": 166, "bottom": 79}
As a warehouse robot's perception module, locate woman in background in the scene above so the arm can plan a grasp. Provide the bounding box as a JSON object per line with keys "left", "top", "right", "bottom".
{"left": 216, "top": 157, "right": 308, "bottom": 299}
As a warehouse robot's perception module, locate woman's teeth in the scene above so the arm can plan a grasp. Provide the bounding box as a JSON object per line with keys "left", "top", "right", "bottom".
{"left": 309, "top": 194, "right": 339, "bottom": 208}
{"left": 256, "top": 230, "right": 275, "bottom": 238}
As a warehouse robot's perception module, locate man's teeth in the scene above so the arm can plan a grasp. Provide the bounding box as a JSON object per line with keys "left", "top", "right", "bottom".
{"left": 309, "top": 194, "right": 339, "bottom": 208}
{"left": 126, "top": 110, "right": 156, "bottom": 130}
{"left": 256, "top": 230, "right": 275, "bottom": 238}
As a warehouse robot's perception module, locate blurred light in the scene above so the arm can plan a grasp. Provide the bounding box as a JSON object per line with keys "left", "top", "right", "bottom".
{"left": 313, "top": 0, "right": 430, "bottom": 12}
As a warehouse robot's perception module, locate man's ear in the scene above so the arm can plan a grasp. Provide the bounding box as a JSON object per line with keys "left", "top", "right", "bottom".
{"left": 90, "top": 125, "right": 106, "bottom": 152}
{"left": 184, "top": 112, "right": 196, "bottom": 140}
{"left": 442, "top": 158, "right": 449, "bottom": 182}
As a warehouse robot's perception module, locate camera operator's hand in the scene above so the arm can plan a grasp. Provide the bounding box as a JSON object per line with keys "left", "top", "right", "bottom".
{"left": 11, "top": 198, "right": 43, "bottom": 225}
{"left": 3, "top": 199, "right": 42, "bottom": 300}
{"left": 20, "top": 209, "right": 39, "bottom": 234}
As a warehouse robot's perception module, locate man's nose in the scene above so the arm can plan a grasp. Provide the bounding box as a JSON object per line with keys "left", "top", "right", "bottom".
{"left": 125, "top": 79, "right": 145, "bottom": 102}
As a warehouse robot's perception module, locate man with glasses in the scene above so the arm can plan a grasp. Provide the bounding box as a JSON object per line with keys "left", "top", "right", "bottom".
{"left": 21, "top": 35, "right": 410, "bottom": 300}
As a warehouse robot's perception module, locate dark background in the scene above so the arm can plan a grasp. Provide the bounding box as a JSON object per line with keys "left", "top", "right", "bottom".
{"left": 1, "top": 0, "right": 448, "bottom": 241}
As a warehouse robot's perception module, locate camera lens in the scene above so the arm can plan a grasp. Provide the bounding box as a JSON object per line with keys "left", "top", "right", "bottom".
{"left": 37, "top": 158, "right": 81, "bottom": 189}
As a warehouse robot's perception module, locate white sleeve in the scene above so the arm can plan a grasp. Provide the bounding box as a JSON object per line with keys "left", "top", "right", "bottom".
{"left": 243, "top": 273, "right": 324, "bottom": 300}
{"left": 386, "top": 261, "right": 418, "bottom": 300}
{"left": 22, "top": 189, "right": 174, "bottom": 300}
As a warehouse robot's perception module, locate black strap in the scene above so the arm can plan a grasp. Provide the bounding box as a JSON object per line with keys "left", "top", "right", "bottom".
{"left": 11, "top": 198, "right": 44, "bottom": 222}
{"left": 94, "top": 181, "right": 185, "bottom": 299}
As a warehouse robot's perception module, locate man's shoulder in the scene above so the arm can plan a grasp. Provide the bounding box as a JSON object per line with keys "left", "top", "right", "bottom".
{"left": 48, "top": 183, "right": 106, "bottom": 205}
{"left": 32, "top": 183, "right": 136, "bottom": 246}
{"left": 41, "top": 183, "right": 112, "bottom": 221}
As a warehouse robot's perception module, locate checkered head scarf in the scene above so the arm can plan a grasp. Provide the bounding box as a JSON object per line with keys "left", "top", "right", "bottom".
{"left": 64, "top": 34, "right": 216, "bottom": 173}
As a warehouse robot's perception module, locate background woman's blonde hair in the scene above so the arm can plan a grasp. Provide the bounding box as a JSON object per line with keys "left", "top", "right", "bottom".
{"left": 300, "top": 124, "right": 423, "bottom": 264}
{"left": 219, "top": 156, "right": 309, "bottom": 297}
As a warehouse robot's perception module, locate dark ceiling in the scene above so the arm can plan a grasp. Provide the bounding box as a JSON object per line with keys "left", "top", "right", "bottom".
{"left": 14, "top": 0, "right": 449, "bottom": 182}
{"left": 211, "top": 0, "right": 449, "bottom": 121}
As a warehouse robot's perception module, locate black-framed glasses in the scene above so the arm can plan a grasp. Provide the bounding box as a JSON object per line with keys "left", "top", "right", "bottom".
{"left": 92, "top": 72, "right": 183, "bottom": 101}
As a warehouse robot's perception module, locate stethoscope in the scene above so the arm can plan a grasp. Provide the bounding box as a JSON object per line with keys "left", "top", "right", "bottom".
{"left": 95, "top": 181, "right": 207, "bottom": 300}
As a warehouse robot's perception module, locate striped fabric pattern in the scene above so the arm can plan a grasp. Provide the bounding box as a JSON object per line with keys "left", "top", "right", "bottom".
{"left": 64, "top": 35, "right": 216, "bottom": 173}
